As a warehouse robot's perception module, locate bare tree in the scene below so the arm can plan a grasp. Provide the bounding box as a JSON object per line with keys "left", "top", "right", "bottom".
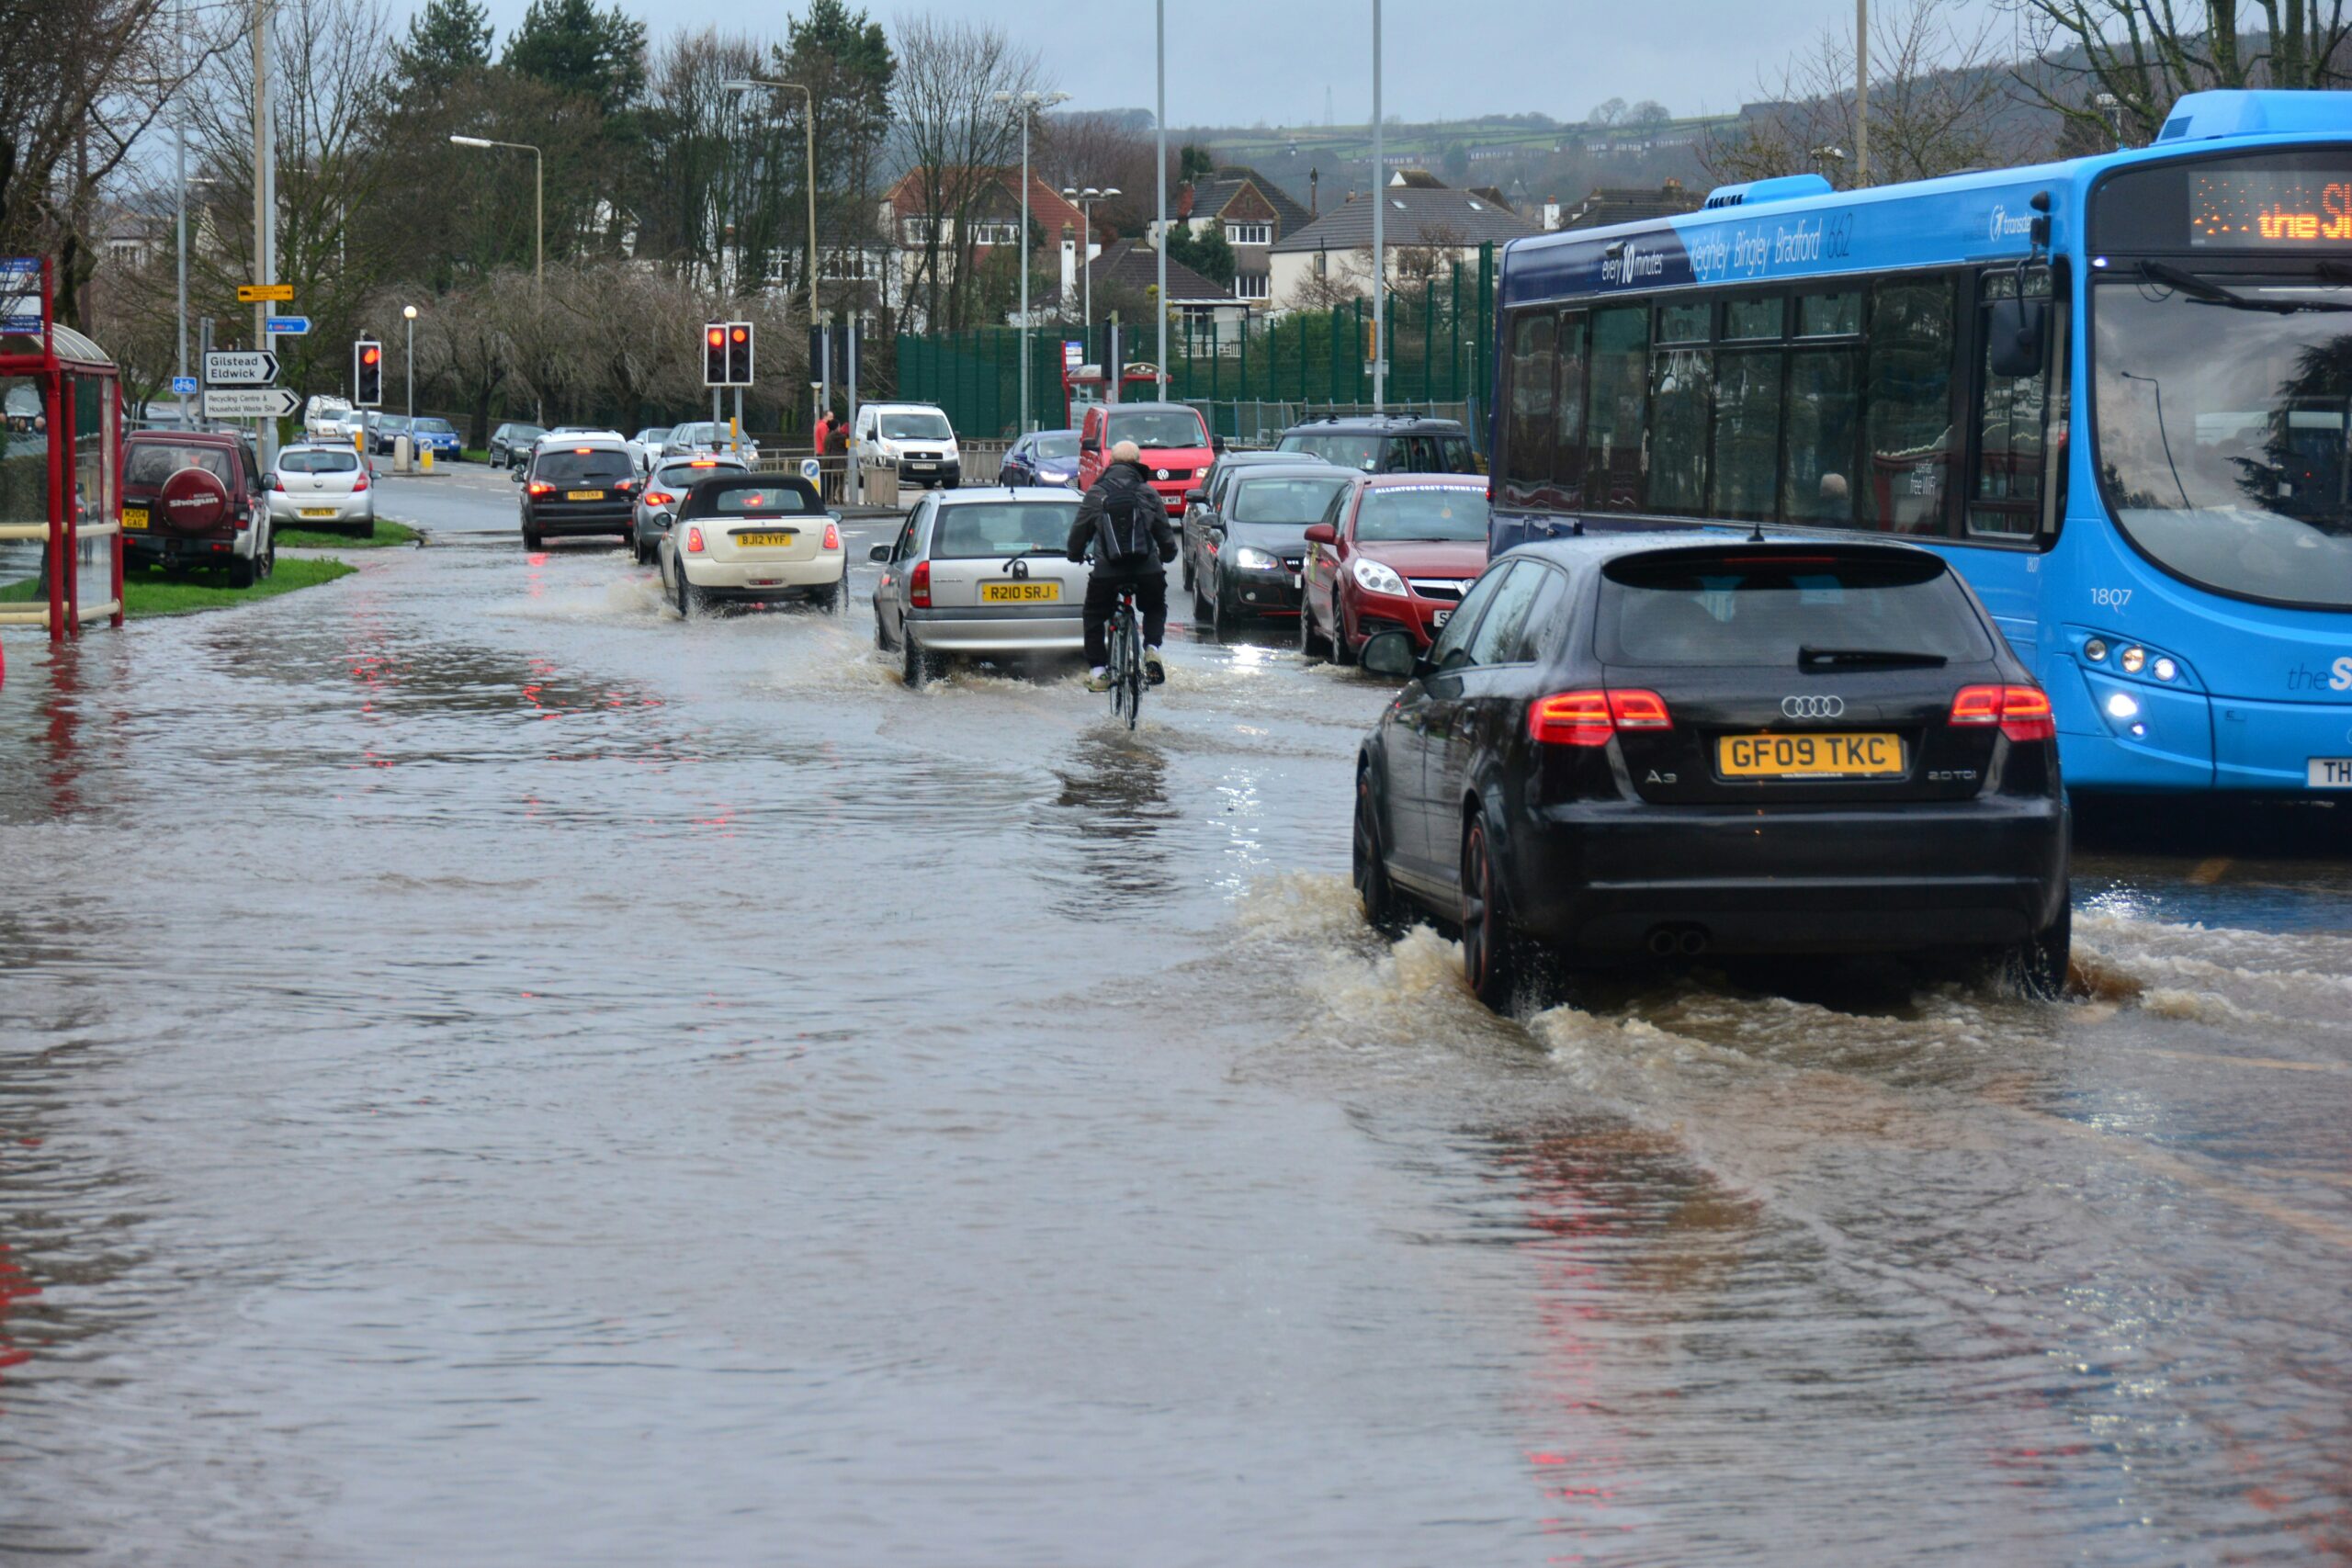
{"left": 641, "top": 28, "right": 774, "bottom": 291}
{"left": 1707, "top": 0, "right": 2044, "bottom": 188}
{"left": 1036, "top": 110, "right": 1170, "bottom": 243}
{"left": 888, "top": 13, "right": 1043, "bottom": 332}
{"left": 2002, "top": 0, "right": 2352, "bottom": 144}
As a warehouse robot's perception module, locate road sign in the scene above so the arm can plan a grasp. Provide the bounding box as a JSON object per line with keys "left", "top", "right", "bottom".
{"left": 1063, "top": 340, "right": 1084, "bottom": 367}
{"left": 266, "top": 315, "right": 311, "bottom": 335}
{"left": 799, "top": 457, "right": 821, "bottom": 484}
{"left": 204, "top": 349, "right": 279, "bottom": 385}
{"left": 203, "top": 387, "right": 300, "bottom": 419}
{"left": 170, "top": 375, "right": 199, "bottom": 396}
{"left": 237, "top": 283, "right": 295, "bottom": 303}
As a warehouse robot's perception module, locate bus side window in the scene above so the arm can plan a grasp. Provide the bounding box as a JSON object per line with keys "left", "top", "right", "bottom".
{"left": 1553, "top": 311, "right": 1588, "bottom": 507}
{"left": 1587, "top": 305, "right": 1650, "bottom": 511}
{"left": 1967, "top": 268, "right": 2052, "bottom": 541}
{"left": 1782, "top": 347, "right": 1860, "bottom": 526}
{"left": 1503, "top": 312, "right": 1556, "bottom": 502}
{"left": 1861, "top": 277, "right": 1961, "bottom": 536}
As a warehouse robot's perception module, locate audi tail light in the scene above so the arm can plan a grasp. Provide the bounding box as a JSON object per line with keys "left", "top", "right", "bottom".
{"left": 1530, "top": 688, "right": 1670, "bottom": 746}
{"left": 1950, "top": 683, "right": 2054, "bottom": 743}
{"left": 822, "top": 522, "right": 841, "bottom": 551}
{"left": 910, "top": 558, "right": 931, "bottom": 608}
{"left": 685, "top": 526, "right": 706, "bottom": 554}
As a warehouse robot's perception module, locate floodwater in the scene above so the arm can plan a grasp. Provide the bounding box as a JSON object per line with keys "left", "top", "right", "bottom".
{"left": 2, "top": 471, "right": 2348, "bottom": 1565}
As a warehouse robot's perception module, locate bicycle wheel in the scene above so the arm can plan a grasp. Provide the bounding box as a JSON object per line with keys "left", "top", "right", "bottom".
{"left": 1120, "top": 609, "right": 1144, "bottom": 729}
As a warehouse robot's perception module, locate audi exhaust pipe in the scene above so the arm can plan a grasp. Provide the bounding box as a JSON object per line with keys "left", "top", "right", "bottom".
{"left": 1646, "top": 928, "right": 1677, "bottom": 957}
{"left": 1645, "top": 924, "right": 1713, "bottom": 958}
{"left": 1677, "top": 927, "right": 1710, "bottom": 957}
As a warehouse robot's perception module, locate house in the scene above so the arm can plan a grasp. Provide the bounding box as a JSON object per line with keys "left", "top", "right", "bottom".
{"left": 1266, "top": 170, "right": 1539, "bottom": 310}
{"left": 1173, "top": 165, "right": 1314, "bottom": 307}
{"left": 879, "top": 167, "right": 1086, "bottom": 330}
{"left": 1558, "top": 178, "right": 1703, "bottom": 231}
{"left": 1083, "top": 237, "right": 1249, "bottom": 333}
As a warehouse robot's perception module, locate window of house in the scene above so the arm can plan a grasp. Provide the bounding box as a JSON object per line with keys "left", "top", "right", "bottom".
{"left": 1226, "top": 222, "right": 1272, "bottom": 246}
{"left": 969, "top": 222, "right": 1022, "bottom": 246}
{"left": 1233, "top": 273, "right": 1269, "bottom": 300}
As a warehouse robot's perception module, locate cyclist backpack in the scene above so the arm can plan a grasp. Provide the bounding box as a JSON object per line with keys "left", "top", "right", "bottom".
{"left": 1092, "top": 479, "right": 1156, "bottom": 568}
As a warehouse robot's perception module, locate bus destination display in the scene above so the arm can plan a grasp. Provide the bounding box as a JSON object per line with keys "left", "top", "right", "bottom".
{"left": 2191, "top": 167, "right": 2352, "bottom": 246}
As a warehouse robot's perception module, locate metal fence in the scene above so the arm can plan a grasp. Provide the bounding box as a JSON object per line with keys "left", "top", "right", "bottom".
{"left": 896, "top": 243, "right": 1498, "bottom": 446}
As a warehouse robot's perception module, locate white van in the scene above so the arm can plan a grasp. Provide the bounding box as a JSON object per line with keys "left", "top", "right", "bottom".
{"left": 853, "top": 402, "right": 960, "bottom": 489}
{"left": 305, "top": 395, "right": 354, "bottom": 440}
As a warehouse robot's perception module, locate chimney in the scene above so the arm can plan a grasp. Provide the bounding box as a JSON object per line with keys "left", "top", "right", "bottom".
{"left": 1542, "top": 197, "right": 1561, "bottom": 231}
{"left": 1060, "top": 224, "right": 1077, "bottom": 313}
{"left": 1309, "top": 165, "right": 1319, "bottom": 218}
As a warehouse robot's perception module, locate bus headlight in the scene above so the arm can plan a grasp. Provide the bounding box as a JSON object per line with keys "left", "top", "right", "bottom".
{"left": 2120, "top": 645, "right": 2146, "bottom": 674}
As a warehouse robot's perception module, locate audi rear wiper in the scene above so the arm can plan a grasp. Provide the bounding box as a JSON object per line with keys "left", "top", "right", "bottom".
{"left": 1799, "top": 646, "right": 1949, "bottom": 668}
{"left": 2140, "top": 260, "right": 2352, "bottom": 314}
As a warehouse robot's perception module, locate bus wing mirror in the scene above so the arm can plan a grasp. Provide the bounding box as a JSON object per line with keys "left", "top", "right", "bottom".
{"left": 1986, "top": 297, "right": 2048, "bottom": 379}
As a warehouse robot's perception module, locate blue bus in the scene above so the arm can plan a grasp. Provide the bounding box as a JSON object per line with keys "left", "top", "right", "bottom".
{"left": 1486, "top": 89, "right": 2352, "bottom": 796}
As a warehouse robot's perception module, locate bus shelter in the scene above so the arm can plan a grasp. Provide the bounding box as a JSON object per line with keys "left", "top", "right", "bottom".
{"left": 0, "top": 257, "right": 124, "bottom": 642}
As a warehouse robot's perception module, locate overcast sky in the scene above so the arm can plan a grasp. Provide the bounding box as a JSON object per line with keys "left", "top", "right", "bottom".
{"left": 437, "top": 0, "right": 2021, "bottom": 128}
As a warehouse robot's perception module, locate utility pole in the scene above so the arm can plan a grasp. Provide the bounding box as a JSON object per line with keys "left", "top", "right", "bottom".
{"left": 1155, "top": 0, "right": 1168, "bottom": 399}
{"left": 1855, "top": 0, "right": 1871, "bottom": 188}
{"left": 175, "top": 0, "right": 189, "bottom": 425}
{"left": 1371, "top": 0, "right": 1385, "bottom": 412}
{"left": 251, "top": 0, "right": 277, "bottom": 471}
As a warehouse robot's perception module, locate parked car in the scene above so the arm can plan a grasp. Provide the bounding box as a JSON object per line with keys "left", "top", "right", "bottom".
{"left": 655, "top": 471, "right": 845, "bottom": 616}
{"left": 631, "top": 426, "right": 674, "bottom": 470}
{"left": 997, "top": 428, "right": 1080, "bottom": 488}
{"left": 1276, "top": 413, "right": 1480, "bottom": 475}
{"left": 852, "top": 402, "right": 959, "bottom": 489}
{"left": 368, "top": 413, "right": 412, "bottom": 456}
{"left": 514, "top": 436, "right": 639, "bottom": 548}
{"left": 407, "top": 416, "right": 462, "bottom": 461}
{"left": 266, "top": 443, "right": 375, "bottom": 536}
{"left": 663, "top": 421, "right": 760, "bottom": 465}
{"left": 1301, "top": 473, "right": 1492, "bottom": 664}
{"left": 119, "top": 428, "right": 275, "bottom": 586}
{"left": 1182, "top": 464, "right": 1355, "bottom": 640}
{"left": 1178, "top": 449, "right": 1327, "bottom": 589}
{"left": 631, "top": 453, "right": 747, "bottom": 565}
{"left": 490, "top": 422, "right": 546, "bottom": 467}
{"left": 1351, "top": 536, "right": 2070, "bottom": 1007}
{"left": 1075, "top": 401, "right": 1212, "bottom": 508}
{"left": 304, "top": 395, "right": 353, "bottom": 440}
{"left": 868, "top": 488, "right": 1086, "bottom": 686}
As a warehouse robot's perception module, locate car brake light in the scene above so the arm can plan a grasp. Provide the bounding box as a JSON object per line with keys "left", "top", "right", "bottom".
{"left": 822, "top": 522, "right": 840, "bottom": 550}
{"left": 910, "top": 558, "right": 931, "bottom": 608}
{"left": 270, "top": 472, "right": 287, "bottom": 491}
{"left": 1529, "top": 688, "right": 1670, "bottom": 746}
{"left": 615, "top": 478, "right": 634, "bottom": 491}
{"left": 644, "top": 490, "right": 673, "bottom": 507}
{"left": 352, "top": 471, "right": 368, "bottom": 492}
{"left": 685, "top": 526, "right": 706, "bottom": 554}
{"left": 527, "top": 480, "right": 553, "bottom": 496}
{"left": 1950, "top": 683, "right": 2054, "bottom": 743}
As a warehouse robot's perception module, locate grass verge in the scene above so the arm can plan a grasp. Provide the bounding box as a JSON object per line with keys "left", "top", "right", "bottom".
{"left": 275, "top": 519, "right": 418, "bottom": 549}
{"left": 1, "top": 557, "right": 356, "bottom": 617}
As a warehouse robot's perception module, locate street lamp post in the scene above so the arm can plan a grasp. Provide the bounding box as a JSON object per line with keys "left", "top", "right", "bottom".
{"left": 1371, "top": 0, "right": 1385, "bottom": 412}
{"left": 994, "top": 88, "right": 1070, "bottom": 434}
{"left": 1155, "top": 0, "right": 1168, "bottom": 396}
{"left": 447, "top": 135, "right": 541, "bottom": 297}
{"left": 724, "top": 79, "right": 823, "bottom": 414}
{"left": 402, "top": 303, "right": 417, "bottom": 423}
{"left": 1059, "top": 186, "right": 1123, "bottom": 348}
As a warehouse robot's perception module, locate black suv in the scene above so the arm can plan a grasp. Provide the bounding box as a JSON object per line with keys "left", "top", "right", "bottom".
{"left": 1352, "top": 536, "right": 2069, "bottom": 1007}
{"left": 515, "top": 438, "right": 637, "bottom": 547}
{"left": 1275, "top": 414, "right": 1481, "bottom": 476}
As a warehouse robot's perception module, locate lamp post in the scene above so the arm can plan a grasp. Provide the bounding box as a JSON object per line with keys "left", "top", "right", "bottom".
{"left": 1060, "top": 186, "right": 1122, "bottom": 345}
{"left": 1155, "top": 0, "right": 1168, "bottom": 396}
{"left": 724, "top": 78, "right": 822, "bottom": 412}
{"left": 447, "top": 135, "right": 541, "bottom": 297}
{"left": 1855, "top": 0, "right": 1871, "bottom": 186}
{"left": 402, "top": 303, "right": 417, "bottom": 423}
{"left": 1371, "top": 0, "right": 1385, "bottom": 412}
{"left": 994, "top": 88, "right": 1070, "bottom": 434}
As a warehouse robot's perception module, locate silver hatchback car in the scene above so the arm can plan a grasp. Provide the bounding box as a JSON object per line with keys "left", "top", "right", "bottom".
{"left": 869, "top": 488, "right": 1087, "bottom": 686}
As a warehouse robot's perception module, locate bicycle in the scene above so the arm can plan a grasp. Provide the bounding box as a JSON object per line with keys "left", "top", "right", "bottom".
{"left": 1104, "top": 581, "right": 1146, "bottom": 729}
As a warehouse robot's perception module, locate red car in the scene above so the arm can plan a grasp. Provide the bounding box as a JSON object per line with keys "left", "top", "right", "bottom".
{"left": 1075, "top": 401, "right": 1213, "bottom": 508}
{"left": 1300, "top": 473, "right": 1491, "bottom": 664}
{"left": 119, "top": 429, "right": 275, "bottom": 586}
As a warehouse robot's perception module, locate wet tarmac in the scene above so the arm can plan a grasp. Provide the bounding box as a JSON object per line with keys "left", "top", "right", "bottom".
{"left": 2, "top": 468, "right": 2348, "bottom": 1564}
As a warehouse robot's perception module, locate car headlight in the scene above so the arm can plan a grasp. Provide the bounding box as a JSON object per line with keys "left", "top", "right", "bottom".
{"left": 1351, "top": 557, "right": 1407, "bottom": 596}
{"left": 1230, "top": 545, "right": 1280, "bottom": 570}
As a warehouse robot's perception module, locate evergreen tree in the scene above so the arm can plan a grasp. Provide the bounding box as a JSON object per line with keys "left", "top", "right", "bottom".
{"left": 394, "top": 0, "right": 493, "bottom": 96}
{"left": 502, "top": 0, "right": 647, "bottom": 116}
{"left": 1177, "top": 143, "right": 1216, "bottom": 186}
{"left": 1189, "top": 221, "right": 1236, "bottom": 288}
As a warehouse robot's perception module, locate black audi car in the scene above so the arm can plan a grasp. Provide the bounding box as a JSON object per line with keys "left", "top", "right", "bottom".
{"left": 1352, "top": 536, "right": 2070, "bottom": 1007}
{"left": 515, "top": 437, "right": 637, "bottom": 548}
{"left": 1184, "top": 464, "right": 1355, "bottom": 639}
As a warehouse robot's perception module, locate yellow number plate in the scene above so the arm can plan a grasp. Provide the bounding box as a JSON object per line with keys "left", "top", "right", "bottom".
{"left": 565, "top": 489, "right": 604, "bottom": 502}
{"left": 1718, "top": 732, "right": 1903, "bottom": 779}
{"left": 734, "top": 531, "right": 797, "bottom": 547}
{"left": 121, "top": 507, "right": 149, "bottom": 530}
{"left": 982, "top": 581, "right": 1061, "bottom": 603}
{"left": 300, "top": 507, "right": 337, "bottom": 518}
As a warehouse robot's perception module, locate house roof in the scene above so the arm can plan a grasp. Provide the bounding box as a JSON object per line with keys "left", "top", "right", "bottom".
{"left": 1188, "top": 166, "right": 1313, "bottom": 236}
{"left": 1560, "top": 180, "right": 1702, "bottom": 231}
{"left": 1269, "top": 179, "right": 1539, "bottom": 254}
{"left": 1088, "top": 237, "right": 1228, "bottom": 303}
{"left": 884, "top": 168, "right": 1084, "bottom": 234}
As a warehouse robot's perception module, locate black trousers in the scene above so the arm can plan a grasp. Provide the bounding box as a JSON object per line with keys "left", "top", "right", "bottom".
{"left": 1082, "top": 570, "right": 1167, "bottom": 666}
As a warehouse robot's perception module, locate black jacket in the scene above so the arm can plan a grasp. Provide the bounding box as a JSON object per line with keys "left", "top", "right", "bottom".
{"left": 1068, "top": 461, "right": 1177, "bottom": 576}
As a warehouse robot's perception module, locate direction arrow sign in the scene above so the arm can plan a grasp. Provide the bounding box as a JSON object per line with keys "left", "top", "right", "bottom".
{"left": 237, "top": 283, "right": 295, "bottom": 303}
{"left": 204, "top": 349, "right": 279, "bottom": 385}
{"left": 266, "top": 315, "right": 310, "bottom": 335}
{"left": 203, "top": 387, "right": 301, "bottom": 419}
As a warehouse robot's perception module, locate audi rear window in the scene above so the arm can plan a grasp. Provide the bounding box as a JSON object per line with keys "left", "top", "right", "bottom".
{"left": 534, "top": 448, "right": 634, "bottom": 484}
{"left": 931, "top": 502, "right": 1078, "bottom": 558}
{"left": 1600, "top": 550, "right": 1994, "bottom": 666}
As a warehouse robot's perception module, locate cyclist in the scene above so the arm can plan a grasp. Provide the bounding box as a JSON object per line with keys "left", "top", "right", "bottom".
{"left": 1067, "top": 438, "right": 1177, "bottom": 692}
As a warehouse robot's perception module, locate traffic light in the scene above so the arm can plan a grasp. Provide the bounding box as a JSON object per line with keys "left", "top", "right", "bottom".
{"left": 703, "top": 322, "right": 727, "bottom": 387}
{"left": 354, "top": 338, "right": 382, "bottom": 406}
{"left": 727, "top": 321, "right": 754, "bottom": 386}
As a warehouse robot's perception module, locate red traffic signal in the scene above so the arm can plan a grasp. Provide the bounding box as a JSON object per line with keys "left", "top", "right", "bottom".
{"left": 726, "top": 321, "right": 753, "bottom": 385}
{"left": 703, "top": 321, "right": 728, "bottom": 386}
{"left": 353, "top": 338, "right": 383, "bottom": 406}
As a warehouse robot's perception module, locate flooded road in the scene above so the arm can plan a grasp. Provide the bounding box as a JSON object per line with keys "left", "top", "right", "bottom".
{"left": 4, "top": 470, "right": 2349, "bottom": 1564}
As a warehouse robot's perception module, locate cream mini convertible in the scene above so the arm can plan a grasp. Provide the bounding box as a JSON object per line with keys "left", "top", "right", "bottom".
{"left": 654, "top": 471, "right": 846, "bottom": 615}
